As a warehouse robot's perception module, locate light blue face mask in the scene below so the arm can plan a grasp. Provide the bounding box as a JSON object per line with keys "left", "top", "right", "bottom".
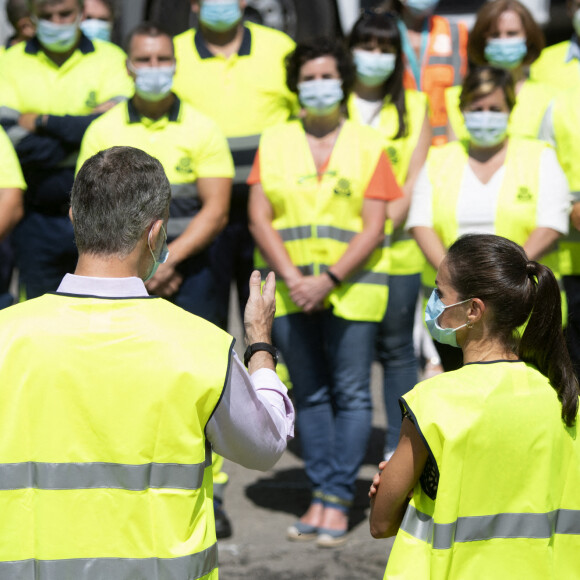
{"left": 128, "top": 63, "right": 176, "bottom": 102}
{"left": 298, "top": 78, "right": 344, "bottom": 116}
{"left": 425, "top": 289, "right": 472, "bottom": 348}
{"left": 145, "top": 224, "right": 169, "bottom": 282}
{"left": 463, "top": 111, "right": 509, "bottom": 148}
{"left": 199, "top": 1, "right": 242, "bottom": 32}
{"left": 80, "top": 18, "right": 112, "bottom": 42}
{"left": 404, "top": 0, "right": 439, "bottom": 17}
{"left": 484, "top": 37, "right": 527, "bottom": 70}
{"left": 36, "top": 17, "right": 80, "bottom": 52}
{"left": 353, "top": 50, "right": 396, "bottom": 87}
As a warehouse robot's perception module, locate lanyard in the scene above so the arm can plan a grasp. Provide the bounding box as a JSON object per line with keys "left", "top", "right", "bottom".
{"left": 397, "top": 17, "right": 430, "bottom": 90}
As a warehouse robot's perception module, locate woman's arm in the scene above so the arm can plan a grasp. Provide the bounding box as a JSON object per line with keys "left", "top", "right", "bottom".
{"left": 523, "top": 227, "right": 562, "bottom": 261}
{"left": 388, "top": 110, "right": 432, "bottom": 229}
{"left": 369, "top": 417, "right": 428, "bottom": 539}
{"left": 248, "top": 182, "right": 304, "bottom": 288}
{"left": 290, "top": 197, "right": 387, "bottom": 312}
{"left": 410, "top": 226, "right": 446, "bottom": 270}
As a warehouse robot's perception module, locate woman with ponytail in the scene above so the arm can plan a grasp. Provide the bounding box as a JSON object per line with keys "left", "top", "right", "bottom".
{"left": 369, "top": 233, "right": 580, "bottom": 579}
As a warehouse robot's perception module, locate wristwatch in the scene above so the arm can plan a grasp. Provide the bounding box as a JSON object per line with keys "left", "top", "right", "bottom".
{"left": 243, "top": 342, "right": 278, "bottom": 367}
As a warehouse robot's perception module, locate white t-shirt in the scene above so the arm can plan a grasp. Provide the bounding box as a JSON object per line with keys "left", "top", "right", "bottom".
{"left": 353, "top": 95, "right": 383, "bottom": 128}
{"left": 407, "top": 146, "right": 570, "bottom": 236}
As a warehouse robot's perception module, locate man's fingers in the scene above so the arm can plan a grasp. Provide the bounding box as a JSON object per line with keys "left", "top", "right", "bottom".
{"left": 248, "top": 270, "right": 262, "bottom": 298}
{"left": 262, "top": 271, "right": 276, "bottom": 299}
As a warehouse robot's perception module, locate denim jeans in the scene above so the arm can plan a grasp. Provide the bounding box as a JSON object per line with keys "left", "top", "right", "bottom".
{"left": 273, "top": 310, "right": 377, "bottom": 510}
{"left": 376, "top": 274, "right": 420, "bottom": 454}
{"left": 13, "top": 212, "right": 78, "bottom": 300}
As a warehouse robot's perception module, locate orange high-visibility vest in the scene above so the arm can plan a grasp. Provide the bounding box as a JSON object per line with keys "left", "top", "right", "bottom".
{"left": 403, "top": 15, "right": 468, "bottom": 146}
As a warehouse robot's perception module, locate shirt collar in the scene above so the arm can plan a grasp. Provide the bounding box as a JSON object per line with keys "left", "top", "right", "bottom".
{"left": 57, "top": 274, "right": 149, "bottom": 298}
{"left": 25, "top": 31, "right": 95, "bottom": 55}
{"left": 566, "top": 35, "right": 580, "bottom": 63}
{"left": 193, "top": 24, "right": 252, "bottom": 59}
{"left": 127, "top": 95, "right": 181, "bottom": 124}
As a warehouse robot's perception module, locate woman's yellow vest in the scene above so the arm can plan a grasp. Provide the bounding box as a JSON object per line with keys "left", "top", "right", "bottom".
{"left": 385, "top": 361, "right": 580, "bottom": 579}
{"left": 550, "top": 85, "right": 580, "bottom": 276}
{"left": 0, "top": 294, "right": 233, "bottom": 579}
{"left": 348, "top": 89, "right": 427, "bottom": 276}
{"left": 256, "top": 119, "right": 391, "bottom": 322}
{"left": 445, "top": 80, "right": 555, "bottom": 143}
{"left": 422, "top": 138, "right": 562, "bottom": 294}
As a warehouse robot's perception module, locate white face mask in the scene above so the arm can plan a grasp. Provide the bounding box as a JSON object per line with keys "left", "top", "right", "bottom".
{"left": 80, "top": 18, "right": 112, "bottom": 42}
{"left": 353, "top": 50, "right": 396, "bottom": 87}
{"left": 463, "top": 111, "right": 509, "bottom": 147}
{"left": 297, "top": 78, "right": 344, "bottom": 116}
{"left": 35, "top": 17, "right": 80, "bottom": 52}
{"left": 128, "top": 62, "right": 176, "bottom": 102}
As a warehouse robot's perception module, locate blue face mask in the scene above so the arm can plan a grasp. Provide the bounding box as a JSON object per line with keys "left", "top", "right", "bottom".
{"left": 425, "top": 290, "right": 472, "bottom": 348}
{"left": 298, "top": 79, "right": 344, "bottom": 116}
{"left": 463, "top": 111, "right": 509, "bottom": 148}
{"left": 484, "top": 37, "right": 527, "bottom": 70}
{"left": 199, "top": 1, "right": 242, "bottom": 32}
{"left": 80, "top": 18, "right": 112, "bottom": 42}
{"left": 36, "top": 17, "right": 80, "bottom": 52}
{"left": 128, "top": 63, "right": 176, "bottom": 102}
{"left": 404, "top": 0, "right": 439, "bottom": 17}
{"left": 353, "top": 50, "right": 396, "bottom": 87}
{"left": 145, "top": 224, "right": 169, "bottom": 282}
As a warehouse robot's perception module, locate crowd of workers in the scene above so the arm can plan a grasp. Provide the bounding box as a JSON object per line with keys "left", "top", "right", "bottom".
{"left": 0, "top": 0, "right": 579, "bottom": 577}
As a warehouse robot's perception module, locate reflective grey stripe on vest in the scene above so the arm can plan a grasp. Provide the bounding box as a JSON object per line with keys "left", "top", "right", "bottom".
{"left": 401, "top": 505, "right": 580, "bottom": 550}
{"left": 0, "top": 542, "right": 218, "bottom": 580}
{"left": 228, "top": 134, "right": 260, "bottom": 185}
{"left": 277, "top": 225, "right": 312, "bottom": 242}
{"left": 426, "top": 23, "right": 462, "bottom": 85}
{"left": 392, "top": 228, "right": 414, "bottom": 244}
{"left": 320, "top": 264, "right": 388, "bottom": 287}
{"left": 0, "top": 446, "right": 211, "bottom": 491}
{"left": 571, "top": 190, "right": 580, "bottom": 203}
{"left": 167, "top": 217, "right": 193, "bottom": 238}
{"left": 258, "top": 264, "right": 313, "bottom": 279}
{"left": 316, "top": 225, "right": 357, "bottom": 244}
{"left": 449, "top": 23, "right": 463, "bottom": 85}
{"left": 0, "top": 106, "right": 28, "bottom": 146}
{"left": 171, "top": 182, "right": 199, "bottom": 200}
{"left": 432, "top": 126, "right": 447, "bottom": 137}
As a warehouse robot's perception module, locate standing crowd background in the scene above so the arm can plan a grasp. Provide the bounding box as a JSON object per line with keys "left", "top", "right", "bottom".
{"left": 0, "top": 0, "right": 579, "bottom": 577}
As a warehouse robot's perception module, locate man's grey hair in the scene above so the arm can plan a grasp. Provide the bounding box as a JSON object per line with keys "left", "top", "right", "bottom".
{"left": 28, "top": 0, "right": 84, "bottom": 12}
{"left": 71, "top": 146, "right": 171, "bottom": 257}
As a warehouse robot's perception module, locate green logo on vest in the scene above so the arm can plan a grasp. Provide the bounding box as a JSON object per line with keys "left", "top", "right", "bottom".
{"left": 333, "top": 177, "right": 352, "bottom": 197}
{"left": 85, "top": 91, "right": 98, "bottom": 109}
{"left": 516, "top": 187, "right": 533, "bottom": 202}
{"left": 387, "top": 146, "right": 399, "bottom": 166}
{"left": 176, "top": 157, "right": 193, "bottom": 175}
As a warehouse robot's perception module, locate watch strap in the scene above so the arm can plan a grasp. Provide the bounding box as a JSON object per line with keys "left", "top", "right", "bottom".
{"left": 244, "top": 342, "right": 278, "bottom": 367}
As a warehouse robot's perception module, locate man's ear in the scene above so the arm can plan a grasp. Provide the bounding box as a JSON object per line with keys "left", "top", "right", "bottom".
{"left": 68, "top": 207, "right": 74, "bottom": 224}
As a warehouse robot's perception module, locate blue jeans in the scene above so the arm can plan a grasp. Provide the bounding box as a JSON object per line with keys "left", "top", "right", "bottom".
{"left": 273, "top": 311, "right": 377, "bottom": 510}
{"left": 13, "top": 211, "right": 77, "bottom": 300}
{"left": 376, "top": 274, "right": 420, "bottom": 454}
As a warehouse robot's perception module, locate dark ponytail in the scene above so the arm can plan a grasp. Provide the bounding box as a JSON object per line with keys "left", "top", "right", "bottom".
{"left": 519, "top": 261, "right": 579, "bottom": 426}
{"left": 447, "top": 234, "right": 579, "bottom": 427}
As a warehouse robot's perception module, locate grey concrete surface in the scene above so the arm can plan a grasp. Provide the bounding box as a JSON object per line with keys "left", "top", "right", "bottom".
{"left": 221, "top": 292, "right": 395, "bottom": 579}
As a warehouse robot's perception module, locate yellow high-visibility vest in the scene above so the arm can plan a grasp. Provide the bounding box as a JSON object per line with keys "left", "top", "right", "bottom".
{"left": 257, "top": 119, "right": 391, "bottom": 322}
{"left": 0, "top": 293, "right": 233, "bottom": 579}
{"left": 386, "top": 361, "right": 580, "bottom": 579}
{"left": 422, "top": 138, "right": 561, "bottom": 294}
{"left": 348, "top": 89, "right": 427, "bottom": 277}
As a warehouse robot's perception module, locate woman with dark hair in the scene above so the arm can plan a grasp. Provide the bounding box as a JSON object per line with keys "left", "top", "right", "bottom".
{"left": 348, "top": 9, "right": 432, "bottom": 462}
{"left": 446, "top": 0, "right": 552, "bottom": 142}
{"left": 369, "top": 233, "right": 580, "bottom": 579}
{"left": 390, "top": 0, "right": 468, "bottom": 145}
{"left": 408, "top": 66, "right": 569, "bottom": 371}
{"left": 248, "top": 37, "right": 402, "bottom": 547}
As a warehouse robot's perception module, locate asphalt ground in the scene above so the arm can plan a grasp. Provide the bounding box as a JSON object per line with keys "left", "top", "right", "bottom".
{"left": 221, "top": 292, "right": 395, "bottom": 579}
